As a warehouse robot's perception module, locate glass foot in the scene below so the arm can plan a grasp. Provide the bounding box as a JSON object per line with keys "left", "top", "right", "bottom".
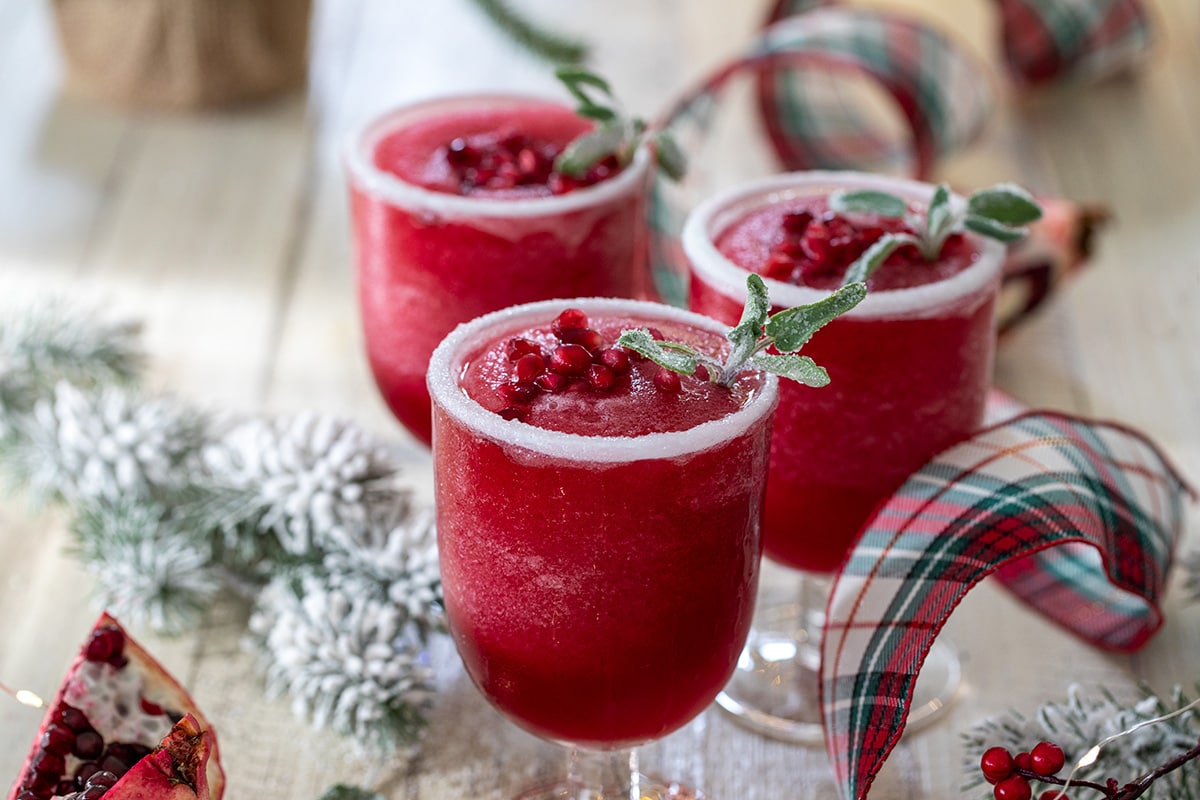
{"left": 516, "top": 774, "right": 704, "bottom": 799}
{"left": 715, "top": 600, "right": 961, "bottom": 744}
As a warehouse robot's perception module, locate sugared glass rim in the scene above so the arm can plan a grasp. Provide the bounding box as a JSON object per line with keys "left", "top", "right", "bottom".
{"left": 683, "top": 171, "right": 1006, "bottom": 319}
{"left": 345, "top": 93, "right": 652, "bottom": 219}
{"left": 427, "top": 297, "right": 779, "bottom": 463}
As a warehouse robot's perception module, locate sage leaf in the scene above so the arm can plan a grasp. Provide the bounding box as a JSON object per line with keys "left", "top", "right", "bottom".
{"left": 967, "top": 184, "right": 1042, "bottom": 226}
{"left": 616, "top": 329, "right": 699, "bottom": 375}
{"left": 748, "top": 353, "right": 831, "bottom": 388}
{"left": 555, "top": 125, "right": 626, "bottom": 176}
{"left": 830, "top": 190, "right": 908, "bottom": 219}
{"left": 764, "top": 281, "right": 867, "bottom": 353}
{"left": 963, "top": 214, "right": 1026, "bottom": 243}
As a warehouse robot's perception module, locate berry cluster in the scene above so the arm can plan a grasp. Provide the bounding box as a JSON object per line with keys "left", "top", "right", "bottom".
{"left": 981, "top": 741, "right": 1070, "bottom": 800}
{"left": 759, "top": 208, "right": 924, "bottom": 286}
{"left": 495, "top": 308, "right": 680, "bottom": 422}
{"left": 442, "top": 131, "right": 620, "bottom": 196}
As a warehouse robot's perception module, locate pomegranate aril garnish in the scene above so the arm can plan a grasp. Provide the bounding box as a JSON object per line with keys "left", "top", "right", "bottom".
{"left": 782, "top": 210, "right": 814, "bottom": 233}
{"left": 762, "top": 252, "right": 795, "bottom": 281}
{"left": 598, "top": 347, "right": 630, "bottom": 374}
{"left": 585, "top": 364, "right": 615, "bottom": 391}
{"left": 654, "top": 368, "right": 682, "bottom": 393}
{"left": 559, "top": 327, "right": 603, "bottom": 352}
{"left": 552, "top": 308, "right": 589, "bottom": 335}
{"left": 693, "top": 364, "right": 710, "bottom": 382}
{"left": 514, "top": 353, "right": 546, "bottom": 382}
{"left": 498, "top": 382, "right": 538, "bottom": 405}
{"left": 505, "top": 337, "right": 542, "bottom": 361}
{"left": 550, "top": 344, "right": 592, "bottom": 376}
{"left": 498, "top": 406, "right": 528, "bottom": 422}
{"left": 534, "top": 372, "right": 569, "bottom": 393}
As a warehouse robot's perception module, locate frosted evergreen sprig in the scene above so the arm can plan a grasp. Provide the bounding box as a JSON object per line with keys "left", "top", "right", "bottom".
{"left": 961, "top": 683, "right": 1200, "bottom": 799}
{"left": 70, "top": 497, "right": 222, "bottom": 636}
{"left": 248, "top": 570, "right": 437, "bottom": 752}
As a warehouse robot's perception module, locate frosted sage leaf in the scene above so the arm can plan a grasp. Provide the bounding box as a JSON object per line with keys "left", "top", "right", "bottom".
{"left": 653, "top": 131, "right": 688, "bottom": 181}
{"left": 841, "top": 234, "right": 919, "bottom": 286}
{"left": 748, "top": 353, "right": 830, "bottom": 387}
{"left": 967, "top": 184, "right": 1042, "bottom": 227}
{"left": 964, "top": 214, "right": 1027, "bottom": 243}
{"left": 765, "top": 281, "right": 868, "bottom": 353}
{"left": 557, "top": 125, "right": 627, "bottom": 177}
{"left": 922, "top": 183, "right": 955, "bottom": 257}
{"left": 619, "top": 275, "right": 866, "bottom": 389}
{"left": 830, "top": 190, "right": 908, "bottom": 219}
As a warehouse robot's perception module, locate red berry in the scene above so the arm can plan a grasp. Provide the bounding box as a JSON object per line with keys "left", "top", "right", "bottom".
{"left": 1038, "top": 791, "right": 1070, "bottom": 800}
{"left": 514, "top": 353, "right": 546, "bottom": 382}
{"left": 559, "top": 327, "right": 604, "bottom": 353}
{"left": 981, "top": 747, "right": 1016, "bottom": 784}
{"left": 993, "top": 775, "right": 1032, "bottom": 800}
{"left": 585, "top": 364, "right": 615, "bottom": 391}
{"left": 551, "top": 308, "right": 589, "bottom": 335}
{"left": 1014, "top": 752, "right": 1033, "bottom": 771}
{"left": 505, "top": 337, "right": 541, "bottom": 361}
{"left": 654, "top": 368, "right": 682, "bottom": 393}
{"left": 534, "top": 372, "right": 569, "bottom": 393}
{"left": 598, "top": 347, "right": 630, "bottom": 374}
{"left": 1030, "top": 742, "right": 1065, "bottom": 776}
{"left": 550, "top": 344, "right": 592, "bottom": 376}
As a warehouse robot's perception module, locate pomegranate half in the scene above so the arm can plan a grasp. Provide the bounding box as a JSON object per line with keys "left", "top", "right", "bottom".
{"left": 6, "top": 613, "right": 224, "bottom": 800}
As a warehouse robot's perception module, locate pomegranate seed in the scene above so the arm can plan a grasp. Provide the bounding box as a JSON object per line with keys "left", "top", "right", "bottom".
{"left": 87, "top": 771, "right": 120, "bottom": 789}
{"left": 505, "top": 337, "right": 542, "bottom": 361}
{"left": 534, "top": 372, "right": 569, "bottom": 393}
{"left": 59, "top": 706, "right": 93, "bottom": 734}
{"left": 654, "top": 368, "right": 682, "bottom": 393}
{"left": 550, "top": 344, "right": 591, "bottom": 376}
{"left": 781, "top": 210, "right": 814, "bottom": 233}
{"left": 40, "top": 723, "right": 75, "bottom": 756}
{"left": 800, "top": 218, "right": 833, "bottom": 264}
{"left": 22, "top": 770, "right": 56, "bottom": 793}
{"left": 646, "top": 327, "right": 666, "bottom": 341}
{"left": 15, "top": 791, "right": 39, "bottom": 800}
{"left": 586, "top": 364, "right": 615, "bottom": 391}
{"left": 31, "top": 750, "right": 65, "bottom": 776}
{"left": 107, "top": 653, "right": 128, "bottom": 668}
{"left": 445, "top": 138, "right": 473, "bottom": 166}
{"left": 552, "top": 308, "right": 589, "bottom": 335}
{"left": 993, "top": 775, "right": 1032, "bottom": 800}
{"left": 139, "top": 697, "right": 165, "bottom": 716}
{"left": 559, "top": 327, "right": 603, "bottom": 352}
{"left": 773, "top": 237, "right": 807, "bottom": 257}
{"left": 498, "top": 382, "right": 538, "bottom": 405}
{"left": 514, "top": 353, "right": 546, "bottom": 382}
{"left": 598, "top": 347, "right": 630, "bottom": 374}
{"left": 55, "top": 781, "right": 75, "bottom": 796}
{"left": 549, "top": 173, "right": 578, "bottom": 195}
{"left": 980, "top": 747, "right": 1015, "bottom": 784}
{"left": 517, "top": 148, "right": 539, "bottom": 175}
{"left": 79, "top": 787, "right": 107, "bottom": 800}
{"left": 97, "top": 755, "right": 128, "bottom": 778}
{"left": 73, "top": 763, "right": 101, "bottom": 787}
{"left": 497, "top": 406, "right": 528, "bottom": 422}
{"left": 73, "top": 730, "right": 104, "bottom": 760}
{"left": 693, "top": 364, "right": 710, "bottom": 382}
{"left": 1030, "top": 742, "right": 1065, "bottom": 776}
{"left": 762, "top": 252, "right": 795, "bottom": 280}
{"left": 84, "top": 626, "right": 124, "bottom": 664}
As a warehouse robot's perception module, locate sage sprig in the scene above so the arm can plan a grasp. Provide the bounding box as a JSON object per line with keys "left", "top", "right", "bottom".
{"left": 617, "top": 274, "right": 866, "bottom": 388}
{"left": 831, "top": 183, "right": 1043, "bottom": 286}
{"left": 554, "top": 67, "right": 687, "bottom": 181}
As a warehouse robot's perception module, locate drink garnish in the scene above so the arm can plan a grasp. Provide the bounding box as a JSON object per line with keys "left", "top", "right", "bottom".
{"left": 554, "top": 67, "right": 687, "bottom": 181}
{"left": 618, "top": 275, "right": 866, "bottom": 388}
{"left": 831, "top": 183, "right": 1043, "bottom": 285}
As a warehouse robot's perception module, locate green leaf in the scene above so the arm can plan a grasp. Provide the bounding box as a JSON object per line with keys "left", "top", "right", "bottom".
{"left": 923, "top": 183, "right": 954, "bottom": 256}
{"left": 748, "top": 353, "right": 831, "bottom": 387}
{"left": 764, "top": 281, "right": 867, "bottom": 353}
{"left": 317, "top": 786, "right": 383, "bottom": 800}
{"left": 963, "top": 214, "right": 1027, "bottom": 243}
{"left": 967, "top": 184, "right": 1042, "bottom": 227}
{"left": 652, "top": 130, "right": 687, "bottom": 181}
{"left": 841, "top": 234, "right": 917, "bottom": 286}
{"left": 469, "top": 0, "right": 588, "bottom": 64}
{"left": 726, "top": 274, "right": 771, "bottom": 370}
{"left": 615, "top": 329, "right": 699, "bottom": 375}
{"left": 554, "top": 125, "right": 625, "bottom": 176}
{"left": 829, "top": 189, "right": 908, "bottom": 219}
{"left": 555, "top": 66, "right": 612, "bottom": 95}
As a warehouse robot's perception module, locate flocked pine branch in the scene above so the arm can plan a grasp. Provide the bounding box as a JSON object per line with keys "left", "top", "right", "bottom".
{"left": 961, "top": 683, "right": 1200, "bottom": 799}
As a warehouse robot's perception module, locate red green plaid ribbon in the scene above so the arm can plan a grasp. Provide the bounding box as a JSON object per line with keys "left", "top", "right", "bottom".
{"left": 820, "top": 393, "right": 1193, "bottom": 800}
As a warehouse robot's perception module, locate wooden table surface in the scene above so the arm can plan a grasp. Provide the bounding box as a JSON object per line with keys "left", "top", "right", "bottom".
{"left": 1, "top": 0, "right": 1197, "bottom": 798}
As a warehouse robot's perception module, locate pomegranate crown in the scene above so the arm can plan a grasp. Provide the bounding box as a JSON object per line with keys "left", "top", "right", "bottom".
{"left": 834, "top": 182, "right": 1043, "bottom": 285}
{"left": 617, "top": 274, "right": 866, "bottom": 389}
{"left": 553, "top": 66, "right": 686, "bottom": 181}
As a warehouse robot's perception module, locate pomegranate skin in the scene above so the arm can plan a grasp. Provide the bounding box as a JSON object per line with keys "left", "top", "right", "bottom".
{"left": 6, "top": 613, "right": 224, "bottom": 800}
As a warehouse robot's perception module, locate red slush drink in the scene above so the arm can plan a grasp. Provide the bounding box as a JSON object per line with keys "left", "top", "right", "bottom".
{"left": 687, "top": 172, "right": 1005, "bottom": 573}
{"left": 348, "top": 95, "right": 651, "bottom": 445}
{"left": 427, "top": 298, "right": 777, "bottom": 748}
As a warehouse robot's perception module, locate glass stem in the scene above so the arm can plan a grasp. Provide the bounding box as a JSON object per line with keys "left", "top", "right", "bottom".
{"left": 795, "top": 571, "right": 831, "bottom": 667}
{"left": 565, "top": 746, "right": 641, "bottom": 800}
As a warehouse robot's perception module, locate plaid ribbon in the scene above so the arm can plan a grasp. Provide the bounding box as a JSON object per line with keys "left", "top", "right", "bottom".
{"left": 821, "top": 392, "right": 1194, "bottom": 800}
{"left": 995, "top": 0, "right": 1153, "bottom": 86}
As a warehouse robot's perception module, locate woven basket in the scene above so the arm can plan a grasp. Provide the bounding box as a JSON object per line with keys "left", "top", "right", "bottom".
{"left": 51, "top": 0, "right": 312, "bottom": 110}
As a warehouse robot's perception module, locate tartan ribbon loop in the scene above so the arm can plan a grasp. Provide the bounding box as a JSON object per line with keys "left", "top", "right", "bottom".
{"left": 821, "top": 401, "right": 1193, "bottom": 800}
{"left": 995, "top": 0, "right": 1153, "bottom": 86}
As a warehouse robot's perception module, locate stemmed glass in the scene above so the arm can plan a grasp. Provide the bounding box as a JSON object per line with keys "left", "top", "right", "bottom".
{"left": 685, "top": 171, "right": 1005, "bottom": 743}
{"left": 346, "top": 93, "right": 651, "bottom": 445}
{"left": 426, "top": 296, "right": 778, "bottom": 797}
